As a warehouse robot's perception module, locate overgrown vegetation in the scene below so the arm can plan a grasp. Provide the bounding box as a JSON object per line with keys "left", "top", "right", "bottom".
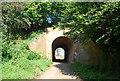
{"left": 1, "top": 2, "right": 52, "bottom": 79}
{"left": 23, "top": 2, "right": 65, "bottom": 28}
{"left": 2, "top": 29, "right": 52, "bottom": 79}
{"left": 2, "top": 30, "right": 44, "bottom": 60}
{"left": 56, "top": 2, "right": 120, "bottom": 73}
{"left": 71, "top": 62, "right": 120, "bottom": 79}
{"left": 1, "top": 2, "right": 120, "bottom": 79}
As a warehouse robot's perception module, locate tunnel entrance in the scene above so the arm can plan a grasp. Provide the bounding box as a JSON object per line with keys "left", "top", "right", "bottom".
{"left": 52, "top": 36, "right": 72, "bottom": 62}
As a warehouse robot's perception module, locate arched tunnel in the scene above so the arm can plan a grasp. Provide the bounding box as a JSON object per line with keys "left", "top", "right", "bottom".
{"left": 52, "top": 36, "right": 73, "bottom": 62}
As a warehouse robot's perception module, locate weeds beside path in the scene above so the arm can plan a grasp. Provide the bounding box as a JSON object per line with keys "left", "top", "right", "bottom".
{"left": 2, "top": 30, "right": 52, "bottom": 79}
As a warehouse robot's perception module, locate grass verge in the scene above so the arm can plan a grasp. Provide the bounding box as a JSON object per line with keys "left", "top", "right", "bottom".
{"left": 2, "top": 30, "right": 52, "bottom": 79}
{"left": 2, "top": 58, "right": 52, "bottom": 79}
{"left": 70, "top": 62, "right": 120, "bottom": 79}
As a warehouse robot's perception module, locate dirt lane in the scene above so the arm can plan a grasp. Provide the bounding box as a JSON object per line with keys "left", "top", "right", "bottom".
{"left": 36, "top": 62, "right": 82, "bottom": 80}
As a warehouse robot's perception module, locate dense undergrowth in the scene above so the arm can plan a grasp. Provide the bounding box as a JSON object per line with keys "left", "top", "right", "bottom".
{"left": 1, "top": 2, "right": 120, "bottom": 79}
{"left": 1, "top": 3, "right": 54, "bottom": 79}
{"left": 2, "top": 30, "right": 52, "bottom": 79}
{"left": 71, "top": 62, "right": 120, "bottom": 79}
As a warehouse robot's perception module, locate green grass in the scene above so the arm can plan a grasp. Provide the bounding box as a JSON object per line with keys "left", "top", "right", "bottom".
{"left": 2, "top": 29, "right": 53, "bottom": 79}
{"left": 70, "top": 62, "right": 120, "bottom": 79}
{"left": 2, "top": 58, "right": 52, "bottom": 79}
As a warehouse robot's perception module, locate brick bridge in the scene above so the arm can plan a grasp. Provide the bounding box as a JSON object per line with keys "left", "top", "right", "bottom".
{"left": 28, "top": 27, "right": 103, "bottom": 65}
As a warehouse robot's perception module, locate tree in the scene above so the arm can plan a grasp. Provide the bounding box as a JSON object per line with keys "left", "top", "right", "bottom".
{"left": 58, "top": 2, "right": 120, "bottom": 71}
{"left": 23, "top": 2, "right": 67, "bottom": 28}
{"left": 2, "top": 3, "right": 31, "bottom": 36}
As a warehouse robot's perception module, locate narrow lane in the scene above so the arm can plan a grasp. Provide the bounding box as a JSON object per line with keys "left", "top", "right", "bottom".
{"left": 36, "top": 62, "right": 82, "bottom": 80}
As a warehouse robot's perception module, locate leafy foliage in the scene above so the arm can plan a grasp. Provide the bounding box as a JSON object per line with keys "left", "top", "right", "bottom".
{"left": 23, "top": 2, "right": 66, "bottom": 27}
{"left": 2, "top": 3, "right": 31, "bottom": 36}
{"left": 57, "top": 2, "right": 120, "bottom": 71}
{"left": 1, "top": 2, "right": 120, "bottom": 79}
{"left": 2, "top": 29, "right": 44, "bottom": 61}
{"left": 1, "top": 3, "right": 51, "bottom": 79}
{"left": 59, "top": 2, "right": 120, "bottom": 52}
{"left": 2, "top": 28, "right": 52, "bottom": 79}
{"left": 59, "top": 2, "right": 120, "bottom": 42}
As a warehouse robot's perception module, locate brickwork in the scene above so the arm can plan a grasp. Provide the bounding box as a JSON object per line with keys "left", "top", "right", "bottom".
{"left": 28, "top": 28, "right": 103, "bottom": 66}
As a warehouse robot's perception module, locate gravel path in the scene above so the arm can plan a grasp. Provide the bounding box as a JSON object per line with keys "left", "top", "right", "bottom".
{"left": 36, "top": 62, "right": 82, "bottom": 80}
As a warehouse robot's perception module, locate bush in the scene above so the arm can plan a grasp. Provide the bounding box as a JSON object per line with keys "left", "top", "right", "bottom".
{"left": 2, "top": 29, "right": 44, "bottom": 61}
{"left": 1, "top": 3, "right": 51, "bottom": 79}
{"left": 2, "top": 28, "right": 52, "bottom": 79}
{"left": 25, "top": 50, "right": 41, "bottom": 60}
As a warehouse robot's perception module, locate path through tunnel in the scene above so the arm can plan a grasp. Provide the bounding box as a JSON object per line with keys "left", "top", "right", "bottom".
{"left": 52, "top": 36, "right": 72, "bottom": 62}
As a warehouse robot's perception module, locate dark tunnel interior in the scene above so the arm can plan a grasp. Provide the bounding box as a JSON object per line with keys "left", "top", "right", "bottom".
{"left": 52, "top": 36, "right": 72, "bottom": 62}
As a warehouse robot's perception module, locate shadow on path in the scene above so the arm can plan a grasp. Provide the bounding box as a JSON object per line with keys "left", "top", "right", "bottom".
{"left": 36, "top": 62, "right": 82, "bottom": 80}
{"left": 53, "top": 62, "right": 76, "bottom": 77}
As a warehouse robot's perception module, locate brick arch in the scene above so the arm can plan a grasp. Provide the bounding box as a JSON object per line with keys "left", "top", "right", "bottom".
{"left": 52, "top": 36, "right": 73, "bottom": 62}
